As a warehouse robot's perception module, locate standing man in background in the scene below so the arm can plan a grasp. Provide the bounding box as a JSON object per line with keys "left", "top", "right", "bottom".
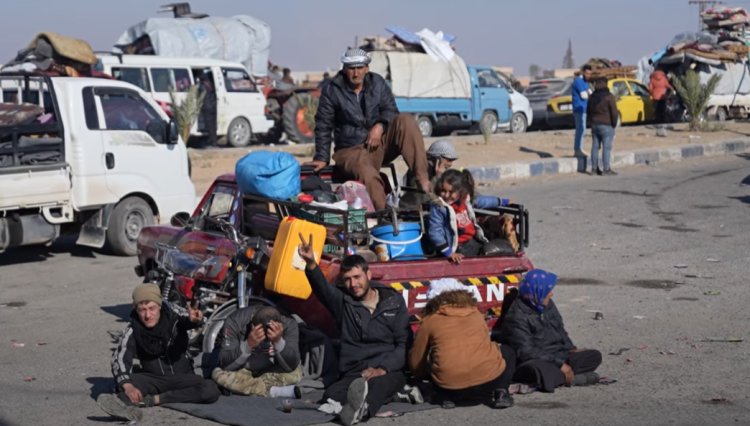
{"left": 572, "top": 65, "right": 593, "bottom": 157}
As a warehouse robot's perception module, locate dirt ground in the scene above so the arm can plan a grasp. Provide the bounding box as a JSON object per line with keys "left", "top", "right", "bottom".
{"left": 189, "top": 121, "right": 750, "bottom": 195}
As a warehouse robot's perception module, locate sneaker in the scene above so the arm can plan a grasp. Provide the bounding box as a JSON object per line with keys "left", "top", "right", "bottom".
{"left": 603, "top": 169, "right": 618, "bottom": 176}
{"left": 340, "top": 378, "right": 368, "bottom": 426}
{"left": 572, "top": 372, "right": 600, "bottom": 386}
{"left": 595, "top": 168, "right": 603, "bottom": 176}
{"left": 490, "top": 388, "right": 514, "bottom": 409}
{"left": 96, "top": 393, "right": 143, "bottom": 422}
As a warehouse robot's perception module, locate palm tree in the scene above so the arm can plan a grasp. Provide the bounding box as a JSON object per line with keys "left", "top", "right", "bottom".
{"left": 169, "top": 86, "right": 205, "bottom": 143}
{"left": 670, "top": 70, "right": 721, "bottom": 131}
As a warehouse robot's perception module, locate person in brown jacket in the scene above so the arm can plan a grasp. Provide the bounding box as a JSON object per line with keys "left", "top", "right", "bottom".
{"left": 586, "top": 78, "right": 619, "bottom": 176}
{"left": 408, "top": 278, "right": 515, "bottom": 409}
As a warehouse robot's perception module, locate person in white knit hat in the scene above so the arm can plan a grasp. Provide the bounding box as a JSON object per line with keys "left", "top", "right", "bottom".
{"left": 309, "top": 47, "right": 431, "bottom": 210}
{"left": 409, "top": 278, "right": 516, "bottom": 409}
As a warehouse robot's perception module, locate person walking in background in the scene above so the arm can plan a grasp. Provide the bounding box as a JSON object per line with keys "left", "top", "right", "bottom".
{"left": 587, "top": 77, "right": 619, "bottom": 176}
{"left": 572, "top": 65, "right": 593, "bottom": 157}
{"left": 649, "top": 69, "right": 672, "bottom": 124}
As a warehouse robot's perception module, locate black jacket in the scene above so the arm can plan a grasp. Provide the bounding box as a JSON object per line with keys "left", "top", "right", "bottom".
{"left": 214, "top": 305, "right": 300, "bottom": 374}
{"left": 305, "top": 266, "right": 409, "bottom": 374}
{"left": 313, "top": 71, "right": 399, "bottom": 163}
{"left": 498, "top": 298, "right": 575, "bottom": 367}
{"left": 587, "top": 88, "right": 618, "bottom": 127}
{"left": 112, "top": 303, "right": 199, "bottom": 387}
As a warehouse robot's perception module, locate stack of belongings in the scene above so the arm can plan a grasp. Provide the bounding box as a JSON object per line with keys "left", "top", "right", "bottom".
{"left": 584, "top": 58, "right": 636, "bottom": 79}
{"left": 359, "top": 26, "right": 457, "bottom": 63}
{"left": 701, "top": 5, "right": 750, "bottom": 55}
{"left": 1, "top": 32, "right": 98, "bottom": 76}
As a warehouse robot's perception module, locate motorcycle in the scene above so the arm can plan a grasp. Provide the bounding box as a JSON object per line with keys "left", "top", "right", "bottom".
{"left": 146, "top": 216, "right": 272, "bottom": 350}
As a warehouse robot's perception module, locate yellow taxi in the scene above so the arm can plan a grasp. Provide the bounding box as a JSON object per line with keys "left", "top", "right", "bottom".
{"left": 546, "top": 77, "right": 655, "bottom": 128}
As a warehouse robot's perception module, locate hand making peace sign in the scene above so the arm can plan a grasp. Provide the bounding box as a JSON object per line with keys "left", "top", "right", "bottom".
{"left": 298, "top": 232, "right": 317, "bottom": 270}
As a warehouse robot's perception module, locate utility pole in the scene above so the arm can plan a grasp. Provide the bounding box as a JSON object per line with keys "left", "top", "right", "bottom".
{"left": 689, "top": 0, "right": 725, "bottom": 30}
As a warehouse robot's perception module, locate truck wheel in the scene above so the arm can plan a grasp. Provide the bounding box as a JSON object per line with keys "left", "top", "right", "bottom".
{"left": 227, "top": 117, "right": 253, "bottom": 147}
{"left": 510, "top": 112, "right": 528, "bottom": 133}
{"left": 282, "top": 93, "right": 317, "bottom": 144}
{"left": 107, "top": 197, "right": 154, "bottom": 256}
{"left": 416, "top": 115, "right": 433, "bottom": 137}
{"left": 480, "top": 110, "right": 498, "bottom": 134}
{"left": 715, "top": 107, "right": 728, "bottom": 122}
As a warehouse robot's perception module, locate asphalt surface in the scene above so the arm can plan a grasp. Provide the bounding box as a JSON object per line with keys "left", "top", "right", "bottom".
{"left": 1, "top": 155, "right": 748, "bottom": 426}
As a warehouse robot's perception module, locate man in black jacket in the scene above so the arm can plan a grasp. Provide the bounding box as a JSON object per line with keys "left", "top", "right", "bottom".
{"left": 298, "top": 234, "right": 409, "bottom": 426}
{"left": 210, "top": 305, "right": 302, "bottom": 397}
{"left": 97, "top": 284, "right": 220, "bottom": 422}
{"left": 309, "top": 48, "right": 431, "bottom": 210}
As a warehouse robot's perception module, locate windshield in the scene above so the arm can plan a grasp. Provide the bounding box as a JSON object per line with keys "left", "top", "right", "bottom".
{"left": 524, "top": 80, "right": 568, "bottom": 95}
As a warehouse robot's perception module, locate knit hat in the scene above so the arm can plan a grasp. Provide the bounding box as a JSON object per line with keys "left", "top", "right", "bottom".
{"left": 426, "top": 139, "right": 458, "bottom": 160}
{"left": 426, "top": 278, "right": 472, "bottom": 300}
{"left": 340, "top": 48, "right": 371, "bottom": 67}
{"left": 132, "top": 284, "right": 162, "bottom": 306}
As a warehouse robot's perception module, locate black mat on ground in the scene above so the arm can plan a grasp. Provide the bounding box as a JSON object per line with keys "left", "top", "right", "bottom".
{"left": 162, "top": 390, "right": 437, "bottom": 426}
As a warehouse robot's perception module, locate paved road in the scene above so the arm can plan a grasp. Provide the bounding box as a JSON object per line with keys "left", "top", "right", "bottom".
{"left": 1, "top": 155, "right": 748, "bottom": 425}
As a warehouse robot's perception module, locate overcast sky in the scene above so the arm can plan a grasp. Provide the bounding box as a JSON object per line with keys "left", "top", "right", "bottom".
{"left": 1, "top": 0, "right": 738, "bottom": 76}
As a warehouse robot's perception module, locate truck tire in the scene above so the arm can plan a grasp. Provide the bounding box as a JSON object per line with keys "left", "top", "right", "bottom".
{"left": 227, "top": 117, "right": 253, "bottom": 147}
{"left": 715, "top": 107, "right": 728, "bottom": 122}
{"left": 480, "top": 110, "right": 498, "bottom": 134}
{"left": 282, "top": 93, "right": 317, "bottom": 144}
{"left": 416, "top": 115, "right": 433, "bottom": 137}
{"left": 107, "top": 197, "right": 154, "bottom": 256}
{"left": 510, "top": 112, "right": 528, "bottom": 133}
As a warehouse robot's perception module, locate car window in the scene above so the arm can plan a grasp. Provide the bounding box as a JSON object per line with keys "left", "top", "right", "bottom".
{"left": 222, "top": 68, "right": 257, "bottom": 92}
{"left": 199, "top": 185, "right": 240, "bottom": 231}
{"left": 629, "top": 81, "right": 651, "bottom": 98}
{"left": 173, "top": 68, "right": 192, "bottom": 92}
{"left": 524, "top": 81, "right": 568, "bottom": 94}
{"left": 611, "top": 81, "right": 631, "bottom": 98}
{"left": 477, "top": 69, "right": 502, "bottom": 88}
{"left": 112, "top": 67, "right": 151, "bottom": 91}
{"left": 150, "top": 68, "right": 172, "bottom": 92}
{"left": 100, "top": 91, "right": 161, "bottom": 134}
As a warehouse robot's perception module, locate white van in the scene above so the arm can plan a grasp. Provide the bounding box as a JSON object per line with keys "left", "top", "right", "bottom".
{"left": 95, "top": 54, "right": 274, "bottom": 146}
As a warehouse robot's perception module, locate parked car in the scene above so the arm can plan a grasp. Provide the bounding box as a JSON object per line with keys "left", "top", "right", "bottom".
{"left": 497, "top": 73, "right": 533, "bottom": 133}
{"left": 523, "top": 78, "right": 574, "bottom": 129}
{"left": 546, "top": 77, "right": 656, "bottom": 128}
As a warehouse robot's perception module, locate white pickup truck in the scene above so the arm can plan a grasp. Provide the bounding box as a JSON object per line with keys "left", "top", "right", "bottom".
{"left": 0, "top": 73, "right": 196, "bottom": 255}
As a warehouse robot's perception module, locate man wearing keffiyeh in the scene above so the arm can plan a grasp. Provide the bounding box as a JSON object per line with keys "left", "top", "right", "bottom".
{"left": 499, "top": 269, "right": 603, "bottom": 392}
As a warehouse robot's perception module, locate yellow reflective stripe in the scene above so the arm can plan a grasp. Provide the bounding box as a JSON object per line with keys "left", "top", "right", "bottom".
{"left": 467, "top": 277, "right": 483, "bottom": 286}
{"left": 390, "top": 282, "right": 405, "bottom": 291}
{"left": 487, "top": 276, "right": 500, "bottom": 284}
{"left": 507, "top": 275, "right": 520, "bottom": 283}
{"left": 410, "top": 281, "right": 424, "bottom": 288}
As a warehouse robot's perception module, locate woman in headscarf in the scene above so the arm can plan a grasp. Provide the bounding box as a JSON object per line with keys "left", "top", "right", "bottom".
{"left": 498, "top": 269, "right": 602, "bottom": 392}
{"left": 408, "top": 278, "right": 516, "bottom": 409}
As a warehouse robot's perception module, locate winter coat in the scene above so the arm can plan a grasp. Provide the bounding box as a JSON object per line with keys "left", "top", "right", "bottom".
{"left": 214, "top": 305, "right": 300, "bottom": 374}
{"left": 498, "top": 298, "right": 575, "bottom": 367}
{"left": 587, "top": 88, "right": 619, "bottom": 127}
{"left": 305, "top": 266, "right": 409, "bottom": 374}
{"left": 428, "top": 196, "right": 487, "bottom": 257}
{"left": 112, "top": 302, "right": 199, "bottom": 388}
{"left": 313, "top": 71, "right": 399, "bottom": 163}
{"left": 648, "top": 70, "right": 672, "bottom": 101}
{"left": 409, "top": 305, "right": 506, "bottom": 390}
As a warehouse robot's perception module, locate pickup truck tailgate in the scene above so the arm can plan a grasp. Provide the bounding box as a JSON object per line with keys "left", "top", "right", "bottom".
{"left": 0, "top": 165, "right": 71, "bottom": 210}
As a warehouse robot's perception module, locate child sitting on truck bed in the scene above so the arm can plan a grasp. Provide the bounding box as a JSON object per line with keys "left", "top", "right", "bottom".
{"left": 428, "top": 169, "right": 516, "bottom": 263}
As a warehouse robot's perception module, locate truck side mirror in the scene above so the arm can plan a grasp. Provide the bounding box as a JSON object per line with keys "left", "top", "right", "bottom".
{"left": 168, "top": 119, "right": 179, "bottom": 144}
{"left": 170, "top": 211, "right": 191, "bottom": 227}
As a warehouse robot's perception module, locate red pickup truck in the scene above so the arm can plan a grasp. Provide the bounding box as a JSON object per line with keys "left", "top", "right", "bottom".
{"left": 135, "top": 172, "right": 533, "bottom": 351}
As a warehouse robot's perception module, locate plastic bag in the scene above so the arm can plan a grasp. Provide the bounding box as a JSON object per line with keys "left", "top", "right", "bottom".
{"left": 335, "top": 181, "right": 375, "bottom": 212}
{"left": 235, "top": 151, "right": 300, "bottom": 199}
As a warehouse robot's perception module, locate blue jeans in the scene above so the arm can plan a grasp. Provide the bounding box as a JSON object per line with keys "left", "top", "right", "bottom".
{"left": 591, "top": 124, "right": 614, "bottom": 172}
{"left": 573, "top": 112, "right": 586, "bottom": 153}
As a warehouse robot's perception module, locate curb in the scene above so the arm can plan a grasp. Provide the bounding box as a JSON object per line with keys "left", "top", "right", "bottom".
{"left": 467, "top": 139, "right": 750, "bottom": 182}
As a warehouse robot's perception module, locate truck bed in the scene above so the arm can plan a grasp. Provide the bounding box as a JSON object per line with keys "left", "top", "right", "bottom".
{"left": 395, "top": 97, "right": 472, "bottom": 115}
